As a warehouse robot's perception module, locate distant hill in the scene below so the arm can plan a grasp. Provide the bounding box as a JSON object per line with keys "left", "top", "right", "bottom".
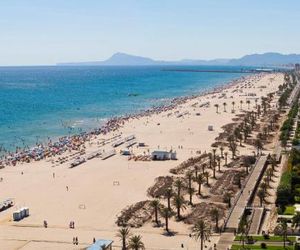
{"left": 58, "top": 52, "right": 159, "bottom": 66}
{"left": 57, "top": 52, "right": 300, "bottom": 67}
{"left": 97, "top": 52, "right": 156, "bottom": 65}
{"left": 229, "top": 52, "right": 300, "bottom": 66}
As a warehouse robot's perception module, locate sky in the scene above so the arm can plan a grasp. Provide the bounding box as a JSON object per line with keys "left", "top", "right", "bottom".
{"left": 0, "top": 0, "right": 300, "bottom": 66}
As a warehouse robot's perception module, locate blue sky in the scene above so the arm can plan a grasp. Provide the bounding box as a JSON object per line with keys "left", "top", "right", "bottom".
{"left": 0, "top": 0, "right": 300, "bottom": 65}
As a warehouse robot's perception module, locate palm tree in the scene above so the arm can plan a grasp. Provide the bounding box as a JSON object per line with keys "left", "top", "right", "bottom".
{"left": 234, "top": 127, "right": 243, "bottom": 146}
{"left": 224, "top": 152, "right": 228, "bottom": 166}
{"left": 238, "top": 216, "right": 249, "bottom": 248}
{"left": 216, "top": 156, "right": 221, "bottom": 172}
{"left": 161, "top": 206, "right": 172, "bottom": 232}
{"left": 201, "top": 163, "right": 206, "bottom": 174}
{"left": 257, "top": 104, "right": 261, "bottom": 116}
{"left": 128, "top": 235, "right": 145, "bottom": 250}
{"left": 192, "top": 219, "right": 211, "bottom": 250}
{"left": 223, "top": 192, "right": 232, "bottom": 208}
{"left": 223, "top": 102, "right": 227, "bottom": 112}
{"left": 172, "top": 194, "right": 187, "bottom": 220}
{"left": 236, "top": 172, "right": 242, "bottom": 188}
{"left": 269, "top": 154, "right": 277, "bottom": 172}
{"left": 274, "top": 220, "right": 288, "bottom": 248}
{"left": 150, "top": 199, "right": 161, "bottom": 226}
{"left": 243, "top": 158, "right": 251, "bottom": 175}
{"left": 260, "top": 181, "right": 268, "bottom": 193}
{"left": 194, "top": 173, "right": 205, "bottom": 196}
{"left": 210, "top": 208, "right": 220, "bottom": 231}
{"left": 214, "top": 104, "right": 219, "bottom": 113}
{"left": 232, "top": 101, "right": 235, "bottom": 112}
{"left": 257, "top": 188, "right": 265, "bottom": 207}
{"left": 266, "top": 168, "right": 274, "bottom": 183}
{"left": 186, "top": 170, "right": 193, "bottom": 190}
{"left": 194, "top": 165, "right": 199, "bottom": 178}
{"left": 116, "top": 227, "right": 131, "bottom": 250}
{"left": 188, "top": 187, "right": 195, "bottom": 205}
{"left": 261, "top": 97, "right": 267, "bottom": 114}
{"left": 220, "top": 146, "right": 224, "bottom": 158}
{"left": 292, "top": 213, "right": 300, "bottom": 230}
{"left": 174, "top": 179, "right": 184, "bottom": 197}
{"left": 212, "top": 160, "right": 217, "bottom": 179}
{"left": 246, "top": 100, "right": 251, "bottom": 110}
{"left": 254, "top": 139, "right": 263, "bottom": 155}
{"left": 212, "top": 148, "right": 217, "bottom": 161}
{"left": 165, "top": 188, "right": 173, "bottom": 211}
{"left": 228, "top": 135, "right": 237, "bottom": 159}
{"left": 208, "top": 153, "right": 212, "bottom": 169}
{"left": 204, "top": 171, "right": 210, "bottom": 186}
{"left": 243, "top": 125, "right": 251, "bottom": 143}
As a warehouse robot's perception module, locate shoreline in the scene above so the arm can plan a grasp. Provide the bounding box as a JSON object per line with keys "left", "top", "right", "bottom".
{"left": 0, "top": 73, "right": 252, "bottom": 166}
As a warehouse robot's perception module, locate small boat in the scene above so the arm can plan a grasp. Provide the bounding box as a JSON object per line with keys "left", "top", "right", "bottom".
{"left": 128, "top": 93, "right": 139, "bottom": 97}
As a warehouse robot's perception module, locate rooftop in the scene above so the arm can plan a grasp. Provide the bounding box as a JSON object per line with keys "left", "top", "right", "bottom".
{"left": 87, "top": 239, "right": 113, "bottom": 250}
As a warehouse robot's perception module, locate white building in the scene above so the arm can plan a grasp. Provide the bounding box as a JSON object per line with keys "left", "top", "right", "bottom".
{"left": 151, "top": 150, "right": 177, "bottom": 160}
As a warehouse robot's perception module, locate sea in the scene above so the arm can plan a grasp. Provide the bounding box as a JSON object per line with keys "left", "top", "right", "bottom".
{"left": 0, "top": 65, "right": 251, "bottom": 153}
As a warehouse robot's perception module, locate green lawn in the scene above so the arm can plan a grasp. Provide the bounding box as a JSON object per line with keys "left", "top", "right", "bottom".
{"left": 234, "top": 236, "right": 296, "bottom": 242}
{"left": 231, "top": 245, "right": 294, "bottom": 250}
{"left": 284, "top": 206, "right": 295, "bottom": 215}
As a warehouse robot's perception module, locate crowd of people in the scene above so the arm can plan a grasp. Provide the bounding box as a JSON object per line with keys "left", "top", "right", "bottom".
{"left": 0, "top": 74, "right": 256, "bottom": 169}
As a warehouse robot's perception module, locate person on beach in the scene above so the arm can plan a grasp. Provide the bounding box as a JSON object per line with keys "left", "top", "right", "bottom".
{"left": 66, "top": 186, "right": 69, "bottom": 191}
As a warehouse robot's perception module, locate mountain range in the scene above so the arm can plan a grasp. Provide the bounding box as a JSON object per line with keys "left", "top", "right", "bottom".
{"left": 57, "top": 52, "right": 300, "bottom": 67}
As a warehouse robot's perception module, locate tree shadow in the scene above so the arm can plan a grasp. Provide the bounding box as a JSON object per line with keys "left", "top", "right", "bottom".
{"left": 162, "top": 230, "right": 178, "bottom": 237}
{"left": 200, "top": 194, "right": 210, "bottom": 199}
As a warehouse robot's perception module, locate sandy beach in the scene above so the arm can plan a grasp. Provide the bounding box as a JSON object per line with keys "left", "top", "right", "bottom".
{"left": 0, "top": 72, "right": 285, "bottom": 249}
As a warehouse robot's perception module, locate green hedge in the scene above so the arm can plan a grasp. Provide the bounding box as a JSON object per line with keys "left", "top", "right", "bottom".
{"left": 276, "top": 171, "right": 292, "bottom": 207}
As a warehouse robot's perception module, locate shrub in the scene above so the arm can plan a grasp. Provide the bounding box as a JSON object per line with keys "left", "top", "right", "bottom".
{"left": 295, "top": 196, "right": 300, "bottom": 202}
{"left": 295, "top": 243, "right": 300, "bottom": 250}
{"left": 284, "top": 206, "right": 295, "bottom": 215}
{"left": 261, "top": 243, "right": 267, "bottom": 249}
{"left": 277, "top": 206, "right": 284, "bottom": 215}
{"left": 293, "top": 139, "right": 300, "bottom": 146}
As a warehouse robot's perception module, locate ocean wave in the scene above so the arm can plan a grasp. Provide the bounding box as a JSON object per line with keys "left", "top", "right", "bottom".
{"left": 0, "top": 82, "right": 48, "bottom": 89}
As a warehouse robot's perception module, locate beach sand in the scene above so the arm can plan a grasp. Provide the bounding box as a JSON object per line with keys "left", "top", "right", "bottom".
{"left": 0, "top": 73, "right": 284, "bottom": 249}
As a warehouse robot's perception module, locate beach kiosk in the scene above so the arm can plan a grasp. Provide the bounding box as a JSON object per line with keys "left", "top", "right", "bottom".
{"left": 20, "top": 208, "right": 26, "bottom": 218}
{"left": 87, "top": 239, "right": 113, "bottom": 250}
{"left": 151, "top": 150, "right": 177, "bottom": 160}
{"left": 13, "top": 210, "right": 21, "bottom": 221}
{"left": 24, "top": 207, "right": 30, "bottom": 217}
{"left": 12, "top": 207, "right": 29, "bottom": 221}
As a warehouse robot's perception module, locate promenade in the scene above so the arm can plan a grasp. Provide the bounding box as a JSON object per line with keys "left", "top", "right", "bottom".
{"left": 217, "top": 155, "right": 268, "bottom": 250}
{"left": 225, "top": 155, "right": 268, "bottom": 230}
{"left": 287, "top": 76, "right": 300, "bottom": 106}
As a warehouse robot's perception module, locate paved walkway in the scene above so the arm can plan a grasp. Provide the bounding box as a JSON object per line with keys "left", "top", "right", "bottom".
{"left": 216, "top": 155, "right": 268, "bottom": 250}
{"left": 225, "top": 155, "right": 268, "bottom": 230}
{"left": 287, "top": 79, "right": 300, "bottom": 106}
{"left": 217, "top": 233, "right": 235, "bottom": 250}
{"left": 249, "top": 207, "right": 264, "bottom": 234}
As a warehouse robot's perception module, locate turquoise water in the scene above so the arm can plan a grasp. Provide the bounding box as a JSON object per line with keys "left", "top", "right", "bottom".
{"left": 0, "top": 65, "right": 249, "bottom": 152}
